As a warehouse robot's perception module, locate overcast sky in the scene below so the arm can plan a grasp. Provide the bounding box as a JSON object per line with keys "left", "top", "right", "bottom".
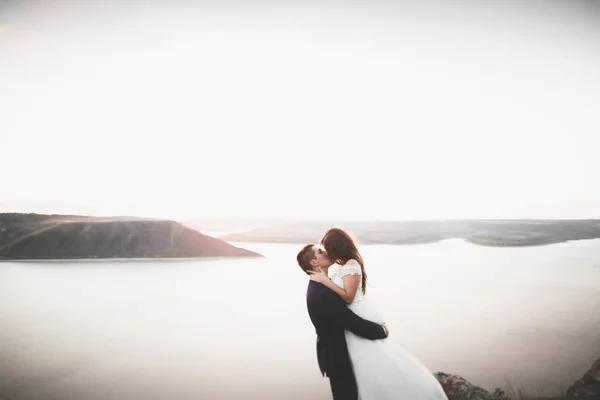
{"left": 1, "top": 0, "right": 599, "bottom": 221}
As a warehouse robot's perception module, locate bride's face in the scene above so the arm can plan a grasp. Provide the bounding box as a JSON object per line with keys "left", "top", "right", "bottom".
{"left": 314, "top": 246, "right": 333, "bottom": 268}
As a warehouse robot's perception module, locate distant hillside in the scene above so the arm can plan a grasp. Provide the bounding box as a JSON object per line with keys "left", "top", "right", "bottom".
{"left": 0, "top": 213, "right": 262, "bottom": 260}
{"left": 218, "top": 219, "right": 600, "bottom": 247}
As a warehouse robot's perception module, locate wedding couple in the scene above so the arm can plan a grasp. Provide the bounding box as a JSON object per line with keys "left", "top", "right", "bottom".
{"left": 296, "top": 227, "right": 448, "bottom": 400}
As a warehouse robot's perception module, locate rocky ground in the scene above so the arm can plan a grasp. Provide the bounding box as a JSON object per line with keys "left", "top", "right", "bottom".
{"left": 435, "top": 358, "right": 600, "bottom": 400}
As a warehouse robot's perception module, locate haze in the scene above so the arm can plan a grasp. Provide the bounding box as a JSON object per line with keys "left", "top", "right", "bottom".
{"left": 1, "top": 0, "right": 599, "bottom": 221}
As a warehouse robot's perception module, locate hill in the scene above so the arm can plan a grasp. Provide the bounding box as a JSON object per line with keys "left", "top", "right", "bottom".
{"left": 0, "top": 213, "right": 262, "bottom": 259}
{"left": 218, "top": 219, "right": 600, "bottom": 247}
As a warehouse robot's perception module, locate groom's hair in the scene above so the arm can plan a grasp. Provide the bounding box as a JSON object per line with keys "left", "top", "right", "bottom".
{"left": 296, "top": 243, "right": 316, "bottom": 275}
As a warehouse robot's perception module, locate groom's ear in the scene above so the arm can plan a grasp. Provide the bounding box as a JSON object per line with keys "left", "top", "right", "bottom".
{"left": 309, "top": 259, "right": 318, "bottom": 268}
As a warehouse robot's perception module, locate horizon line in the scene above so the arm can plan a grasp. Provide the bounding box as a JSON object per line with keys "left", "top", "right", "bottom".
{"left": 1, "top": 212, "right": 599, "bottom": 223}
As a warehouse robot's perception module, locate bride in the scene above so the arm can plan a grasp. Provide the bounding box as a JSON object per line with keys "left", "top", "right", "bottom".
{"left": 309, "top": 227, "right": 448, "bottom": 400}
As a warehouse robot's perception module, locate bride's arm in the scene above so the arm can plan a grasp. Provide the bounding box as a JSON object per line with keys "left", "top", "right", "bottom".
{"left": 309, "top": 270, "right": 360, "bottom": 304}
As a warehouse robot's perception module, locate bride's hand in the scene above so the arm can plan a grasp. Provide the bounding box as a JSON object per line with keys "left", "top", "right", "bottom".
{"left": 308, "top": 268, "right": 329, "bottom": 284}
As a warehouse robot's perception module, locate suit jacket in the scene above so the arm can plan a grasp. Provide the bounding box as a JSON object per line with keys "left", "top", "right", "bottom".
{"left": 306, "top": 280, "right": 387, "bottom": 378}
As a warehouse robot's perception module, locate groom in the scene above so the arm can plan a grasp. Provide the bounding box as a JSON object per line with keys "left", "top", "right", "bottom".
{"left": 296, "top": 244, "right": 389, "bottom": 400}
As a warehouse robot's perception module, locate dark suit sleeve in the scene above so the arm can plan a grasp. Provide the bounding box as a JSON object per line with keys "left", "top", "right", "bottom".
{"left": 320, "top": 289, "right": 387, "bottom": 340}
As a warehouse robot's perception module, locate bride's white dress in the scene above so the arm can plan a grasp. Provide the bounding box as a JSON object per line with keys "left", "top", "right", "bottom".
{"left": 331, "top": 260, "right": 448, "bottom": 400}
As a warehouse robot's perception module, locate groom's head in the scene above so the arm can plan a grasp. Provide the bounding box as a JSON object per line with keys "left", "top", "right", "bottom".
{"left": 296, "top": 243, "right": 333, "bottom": 275}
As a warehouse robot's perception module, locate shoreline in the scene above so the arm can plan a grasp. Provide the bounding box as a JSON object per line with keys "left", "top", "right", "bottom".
{"left": 220, "top": 237, "right": 600, "bottom": 248}
{"left": 0, "top": 254, "right": 263, "bottom": 262}
{"left": 3, "top": 238, "right": 598, "bottom": 261}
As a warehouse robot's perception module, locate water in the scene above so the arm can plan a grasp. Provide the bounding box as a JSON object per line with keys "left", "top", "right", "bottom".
{"left": 1, "top": 239, "right": 599, "bottom": 400}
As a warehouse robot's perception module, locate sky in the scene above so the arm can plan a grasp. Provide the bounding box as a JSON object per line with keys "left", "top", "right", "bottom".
{"left": 1, "top": 0, "right": 599, "bottom": 221}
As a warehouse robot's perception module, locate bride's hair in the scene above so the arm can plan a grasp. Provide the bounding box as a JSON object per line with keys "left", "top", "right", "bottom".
{"left": 320, "top": 228, "right": 368, "bottom": 295}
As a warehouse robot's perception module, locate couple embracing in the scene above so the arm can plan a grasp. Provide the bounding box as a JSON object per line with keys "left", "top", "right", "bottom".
{"left": 297, "top": 227, "right": 448, "bottom": 400}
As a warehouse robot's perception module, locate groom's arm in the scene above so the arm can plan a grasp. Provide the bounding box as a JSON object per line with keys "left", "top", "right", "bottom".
{"left": 320, "top": 289, "right": 388, "bottom": 340}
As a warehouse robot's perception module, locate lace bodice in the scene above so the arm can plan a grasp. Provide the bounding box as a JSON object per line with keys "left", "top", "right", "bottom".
{"left": 331, "top": 259, "right": 364, "bottom": 303}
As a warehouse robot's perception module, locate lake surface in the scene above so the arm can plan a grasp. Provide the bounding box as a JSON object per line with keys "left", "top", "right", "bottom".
{"left": 1, "top": 239, "right": 600, "bottom": 399}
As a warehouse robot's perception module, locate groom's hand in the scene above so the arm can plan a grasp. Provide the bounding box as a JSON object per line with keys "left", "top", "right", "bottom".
{"left": 382, "top": 323, "right": 389, "bottom": 337}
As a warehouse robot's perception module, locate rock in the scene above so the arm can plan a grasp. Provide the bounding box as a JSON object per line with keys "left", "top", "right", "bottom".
{"left": 434, "top": 372, "right": 510, "bottom": 400}
{"left": 566, "top": 359, "right": 600, "bottom": 400}
{"left": 433, "top": 358, "right": 600, "bottom": 400}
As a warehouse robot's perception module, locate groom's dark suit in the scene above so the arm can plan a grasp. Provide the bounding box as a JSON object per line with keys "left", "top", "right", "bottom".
{"left": 306, "top": 280, "right": 387, "bottom": 400}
